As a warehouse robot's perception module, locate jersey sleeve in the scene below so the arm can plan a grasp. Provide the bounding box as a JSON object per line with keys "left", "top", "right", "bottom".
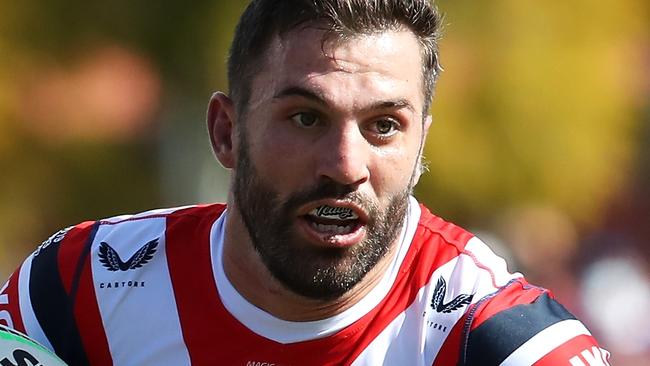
{"left": 0, "top": 222, "right": 99, "bottom": 366}
{"left": 463, "top": 290, "right": 611, "bottom": 366}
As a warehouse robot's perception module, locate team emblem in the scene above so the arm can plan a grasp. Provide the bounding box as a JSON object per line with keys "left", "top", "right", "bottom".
{"left": 98, "top": 239, "right": 158, "bottom": 272}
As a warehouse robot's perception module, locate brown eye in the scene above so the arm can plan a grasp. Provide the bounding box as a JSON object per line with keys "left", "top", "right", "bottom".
{"left": 291, "top": 112, "right": 319, "bottom": 127}
{"left": 375, "top": 119, "right": 398, "bottom": 135}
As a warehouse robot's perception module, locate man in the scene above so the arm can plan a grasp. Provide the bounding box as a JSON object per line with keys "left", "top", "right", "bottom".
{"left": 0, "top": 0, "right": 610, "bottom": 365}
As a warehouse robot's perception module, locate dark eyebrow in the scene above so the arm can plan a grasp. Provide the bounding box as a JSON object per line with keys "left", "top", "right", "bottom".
{"left": 274, "top": 86, "right": 329, "bottom": 106}
{"left": 366, "top": 99, "right": 415, "bottom": 114}
{"left": 273, "top": 85, "right": 415, "bottom": 114}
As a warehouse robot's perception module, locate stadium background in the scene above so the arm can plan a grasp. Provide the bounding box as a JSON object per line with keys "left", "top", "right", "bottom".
{"left": 0, "top": 1, "right": 648, "bottom": 364}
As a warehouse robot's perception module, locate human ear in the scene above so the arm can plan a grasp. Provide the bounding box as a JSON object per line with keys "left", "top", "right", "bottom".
{"left": 423, "top": 114, "right": 433, "bottom": 136}
{"left": 207, "top": 92, "right": 236, "bottom": 169}
{"left": 412, "top": 114, "right": 433, "bottom": 186}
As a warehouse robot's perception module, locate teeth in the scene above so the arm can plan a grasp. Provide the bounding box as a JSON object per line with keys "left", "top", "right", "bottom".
{"left": 310, "top": 205, "right": 359, "bottom": 220}
{"left": 312, "top": 222, "right": 354, "bottom": 234}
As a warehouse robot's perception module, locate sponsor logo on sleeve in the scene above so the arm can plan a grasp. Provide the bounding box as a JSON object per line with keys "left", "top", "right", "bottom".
{"left": 423, "top": 276, "right": 475, "bottom": 333}
{"left": 98, "top": 239, "right": 158, "bottom": 272}
{"left": 97, "top": 238, "right": 159, "bottom": 290}
{"left": 431, "top": 277, "right": 474, "bottom": 314}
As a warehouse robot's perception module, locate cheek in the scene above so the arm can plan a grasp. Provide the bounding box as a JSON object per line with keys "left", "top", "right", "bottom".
{"left": 248, "top": 128, "right": 311, "bottom": 181}
{"left": 369, "top": 146, "right": 418, "bottom": 194}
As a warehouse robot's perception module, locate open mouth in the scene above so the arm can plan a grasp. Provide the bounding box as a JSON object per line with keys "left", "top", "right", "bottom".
{"left": 298, "top": 203, "right": 367, "bottom": 246}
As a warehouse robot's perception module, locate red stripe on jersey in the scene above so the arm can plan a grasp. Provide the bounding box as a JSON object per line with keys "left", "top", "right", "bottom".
{"left": 417, "top": 205, "right": 474, "bottom": 249}
{"left": 431, "top": 309, "right": 471, "bottom": 366}
{"left": 57, "top": 221, "right": 95, "bottom": 293}
{"left": 166, "top": 205, "right": 287, "bottom": 365}
{"left": 166, "top": 205, "right": 308, "bottom": 365}
{"left": 0, "top": 271, "right": 26, "bottom": 332}
{"left": 469, "top": 278, "right": 547, "bottom": 331}
{"left": 533, "top": 334, "right": 610, "bottom": 366}
{"left": 165, "top": 204, "right": 229, "bottom": 364}
{"left": 57, "top": 222, "right": 113, "bottom": 366}
{"left": 74, "top": 253, "right": 113, "bottom": 366}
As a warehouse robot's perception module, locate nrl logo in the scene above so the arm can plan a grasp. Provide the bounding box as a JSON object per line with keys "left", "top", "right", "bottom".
{"left": 98, "top": 239, "right": 158, "bottom": 272}
{"left": 431, "top": 277, "right": 474, "bottom": 314}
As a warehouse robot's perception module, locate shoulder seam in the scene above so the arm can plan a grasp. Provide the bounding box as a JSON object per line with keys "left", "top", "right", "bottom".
{"left": 460, "top": 248, "right": 499, "bottom": 289}
{"left": 416, "top": 207, "right": 473, "bottom": 254}
{"left": 97, "top": 204, "right": 227, "bottom": 226}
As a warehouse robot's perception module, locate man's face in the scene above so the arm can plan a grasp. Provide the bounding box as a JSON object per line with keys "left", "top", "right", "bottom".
{"left": 232, "top": 27, "right": 429, "bottom": 301}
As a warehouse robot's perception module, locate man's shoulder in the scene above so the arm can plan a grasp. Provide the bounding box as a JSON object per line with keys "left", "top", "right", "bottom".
{"left": 97, "top": 203, "right": 227, "bottom": 226}
{"left": 1, "top": 203, "right": 230, "bottom": 361}
{"left": 408, "top": 203, "right": 526, "bottom": 321}
{"left": 411, "top": 204, "right": 610, "bottom": 366}
{"left": 414, "top": 203, "right": 482, "bottom": 256}
{"left": 30, "top": 203, "right": 228, "bottom": 267}
{"left": 69, "top": 203, "right": 227, "bottom": 238}
{"left": 414, "top": 204, "right": 512, "bottom": 274}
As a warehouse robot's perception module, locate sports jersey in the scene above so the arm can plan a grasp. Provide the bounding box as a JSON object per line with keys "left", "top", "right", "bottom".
{"left": 0, "top": 197, "right": 610, "bottom": 365}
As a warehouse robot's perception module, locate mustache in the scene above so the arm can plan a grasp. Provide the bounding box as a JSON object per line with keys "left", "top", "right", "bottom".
{"left": 282, "top": 180, "right": 377, "bottom": 215}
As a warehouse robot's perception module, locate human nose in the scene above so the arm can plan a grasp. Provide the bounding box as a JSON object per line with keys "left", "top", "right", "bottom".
{"left": 315, "top": 124, "right": 370, "bottom": 187}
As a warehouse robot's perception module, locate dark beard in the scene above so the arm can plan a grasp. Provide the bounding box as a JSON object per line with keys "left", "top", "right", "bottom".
{"left": 233, "top": 137, "right": 410, "bottom": 301}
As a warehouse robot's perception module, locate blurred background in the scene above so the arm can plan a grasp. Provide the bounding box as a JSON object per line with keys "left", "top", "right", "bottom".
{"left": 0, "top": 0, "right": 648, "bottom": 363}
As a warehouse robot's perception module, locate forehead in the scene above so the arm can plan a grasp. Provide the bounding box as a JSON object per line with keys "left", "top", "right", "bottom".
{"left": 248, "top": 27, "right": 425, "bottom": 111}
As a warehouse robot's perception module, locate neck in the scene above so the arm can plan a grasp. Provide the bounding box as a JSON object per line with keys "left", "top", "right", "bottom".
{"left": 221, "top": 203, "right": 400, "bottom": 322}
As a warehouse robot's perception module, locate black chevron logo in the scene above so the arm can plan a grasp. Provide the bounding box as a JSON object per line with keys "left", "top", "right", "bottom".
{"left": 98, "top": 239, "right": 158, "bottom": 272}
{"left": 431, "top": 276, "right": 474, "bottom": 313}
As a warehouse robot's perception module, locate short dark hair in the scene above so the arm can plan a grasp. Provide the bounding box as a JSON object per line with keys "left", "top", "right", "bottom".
{"left": 227, "top": 0, "right": 443, "bottom": 116}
